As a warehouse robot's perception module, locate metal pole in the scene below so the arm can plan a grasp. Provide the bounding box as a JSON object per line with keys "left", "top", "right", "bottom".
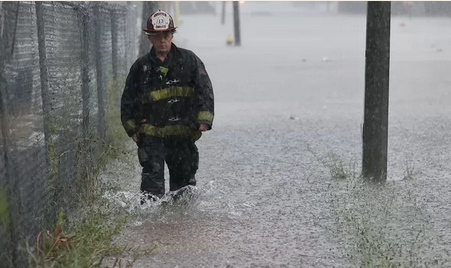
{"left": 233, "top": 1, "right": 241, "bottom": 46}
{"left": 80, "top": 6, "right": 90, "bottom": 137}
{"left": 111, "top": 9, "right": 118, "bottom": 83}
{"left": 0, "top": 5, "right": 17, "bottom": 263}
{"left": 94, "top": 4, "right": 105, "bottom": 139}
{"left": 36, "top": 1, "right": 52, "bottom": 171}
{"left": 174, "top": 1, "right": 180, "bottom": 27}
{"left": 221, "top": 1, "right": 226, "bottom": 25}
{"left": 362, "top": 1, "right": 391, "bottom": 181}
{"left": 139, "top": 1, "right": 158, "bottom": 57}
{"left": 36, "top": 1, "right": 58, "bottom": 229}
{"left": 126, "top": 2, "right": 137, "bottom": 68}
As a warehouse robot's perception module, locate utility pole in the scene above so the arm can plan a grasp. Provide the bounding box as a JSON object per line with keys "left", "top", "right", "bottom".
{"left": 233, "top": 1, "right": 241, "bottom": 46}
{"left": 221, "top": 1, "right": 226, "bottom": 25}
{"left": 174, "top": 1, "right": 180, "bottom": 27}
{"left": 362, "top": 1, "right": 391, "bottom": 181}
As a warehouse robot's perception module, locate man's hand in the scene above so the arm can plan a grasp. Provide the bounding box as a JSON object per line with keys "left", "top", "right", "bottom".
{"left": 199, "top": 124, "right": 209, "bottom": 132}
{"left": 132, "top": 133, "right": 139, "bottom": 143}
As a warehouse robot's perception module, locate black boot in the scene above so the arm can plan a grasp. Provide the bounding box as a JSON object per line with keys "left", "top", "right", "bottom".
{"left": 140, "top": 191, "right": 159, "bottom": 205}
{"left": 140, "top": 172, "right": 165, "bottom": 205}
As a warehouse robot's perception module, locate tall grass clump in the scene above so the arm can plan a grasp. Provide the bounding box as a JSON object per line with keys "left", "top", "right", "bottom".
{"left": 322, "top": 154, "right": 449, "bottom": 267}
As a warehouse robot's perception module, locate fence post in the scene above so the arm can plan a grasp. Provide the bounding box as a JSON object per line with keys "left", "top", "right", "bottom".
{"left": 35, "top": 1, "right": 58, "bottom": 230}
{"left": 111, "top": 8, "right": 118, "bottom": 83}
{"left": 94, "top": 3, "right": 106, "bottom": 139}
{"left": 111, "top": 7, "right": 122, "bottom": 105}
{"left": 0, "top": 2, "right": 4, "bottom": 39}
{"left": 139, "top": 1, "right": 157, "bottom": 57}
{"left": 0, "top": 24, "right": 16, "bottom": 267}
{"left": 80, "top": 5, "right": 90, "bottom": 136}
{"left": 0, "top": 75, "right": 16, "bottom": 268}
{"left": 125, "top": 2, "right": 134, "bottom": 69}
{"left": 1, "top": 3, "right": 22, "bottom": 267}
{"left": 35, "top": 1, "right": 51, "bottom": 155}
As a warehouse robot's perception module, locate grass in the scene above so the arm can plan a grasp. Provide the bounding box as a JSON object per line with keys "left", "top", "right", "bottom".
{"left": 325, "top": 152, "right": 357, "bottom": 180}
{"left": 30, "top": 208, "right": 128, "bottom": 268}
{"left": 306, "top": 144, "right": 357, "bottom": 180}
{"left": 329, "top": 179, "right": 443, "bottom": 268}
{"left": 318, "top": 151, "right": 450, "bottom": 267}
{"left": 403, "top": 159, "right": 417, "bottom": 180}
{"left": 0, "top": 189, "right": 12, "bottom": 267}
{"left": 28, "top": 163, "right": 155, "bottom": 268}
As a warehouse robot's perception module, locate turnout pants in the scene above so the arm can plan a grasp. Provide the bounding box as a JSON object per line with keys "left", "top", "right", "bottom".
{"left": 138, "top": 135, "right": 199, "bottom": 197}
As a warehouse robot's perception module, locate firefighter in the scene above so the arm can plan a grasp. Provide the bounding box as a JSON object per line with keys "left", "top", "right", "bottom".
{"left": 121, "top": 9, "right": 214, "bottom": 203}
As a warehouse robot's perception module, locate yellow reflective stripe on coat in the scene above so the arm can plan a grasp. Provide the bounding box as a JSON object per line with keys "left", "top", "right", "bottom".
{"left": 197, "top": 111, "right": 214, "bottom": 123}
{"left": 141, "top": 87, "right": 195, "bottom": 103}
{"left": 159, "top": 66, "right": 169, "bottom": 77}
{"left": 139, "top": 124, "right": 202, "bottom": 140}
{"left": 123, "top": 119, "right": 137, "bottom": 132}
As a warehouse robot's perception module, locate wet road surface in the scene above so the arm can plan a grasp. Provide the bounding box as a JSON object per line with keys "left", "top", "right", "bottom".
{"left": 103, "top": 8, "right": 451, "bottom": 268}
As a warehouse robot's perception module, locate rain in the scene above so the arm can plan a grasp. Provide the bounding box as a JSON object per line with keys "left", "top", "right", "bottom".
{"left": 104, "top": 2, "right": 451, "bottom": 267}
{"left": 1, "top": 1, "right": 451, "bottom": 267}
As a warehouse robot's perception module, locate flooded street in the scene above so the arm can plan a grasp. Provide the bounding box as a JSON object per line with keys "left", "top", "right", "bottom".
{"left": 104, "top": 6, "right": 451, "bottom": 267}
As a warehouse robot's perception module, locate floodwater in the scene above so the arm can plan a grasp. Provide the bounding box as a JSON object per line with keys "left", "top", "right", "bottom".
{"left": 102, "top": 4, "right": 451, "bottom": 268}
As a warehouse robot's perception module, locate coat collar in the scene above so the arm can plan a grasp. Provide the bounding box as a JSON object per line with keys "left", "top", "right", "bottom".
{"left": 148, "top": 43, "right": 185, "bottom": 65}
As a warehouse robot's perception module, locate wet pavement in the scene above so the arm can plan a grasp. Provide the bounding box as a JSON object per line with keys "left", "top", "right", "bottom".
{"left": 103, "top": 6, "right": 451, "bottom": 268}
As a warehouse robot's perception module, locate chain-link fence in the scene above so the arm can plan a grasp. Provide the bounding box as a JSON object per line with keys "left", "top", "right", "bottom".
{"left": 0, "top": 1, "right": 138, "bottom": 267}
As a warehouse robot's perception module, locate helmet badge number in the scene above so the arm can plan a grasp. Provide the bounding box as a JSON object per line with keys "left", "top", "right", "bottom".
{"left": 152, "top": 13, "right": 170, "bottom": 31}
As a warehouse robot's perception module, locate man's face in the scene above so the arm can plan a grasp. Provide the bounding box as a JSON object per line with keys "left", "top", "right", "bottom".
{"left": 148, "top": 32, "right": 173, "bottom": 54}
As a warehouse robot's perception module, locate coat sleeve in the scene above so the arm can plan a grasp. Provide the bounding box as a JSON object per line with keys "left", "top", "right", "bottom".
{"left": 192, "top": 53, "right": 215, "bottom": 129}
{"left": 121, "top": 62, "right": 140, "bottom": 137}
